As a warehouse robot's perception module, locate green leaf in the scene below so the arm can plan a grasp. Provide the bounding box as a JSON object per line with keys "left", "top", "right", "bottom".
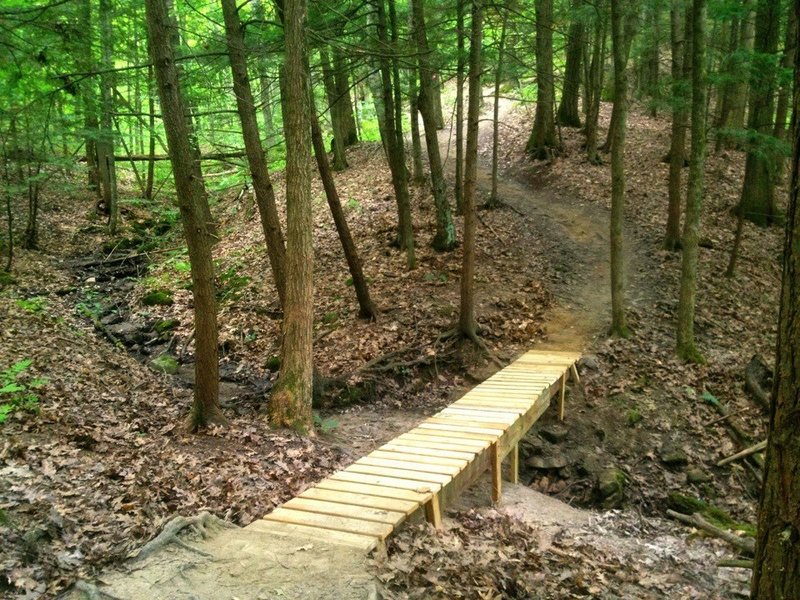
{"left": 701, "top": 391, "right": 720, "bottom": 407}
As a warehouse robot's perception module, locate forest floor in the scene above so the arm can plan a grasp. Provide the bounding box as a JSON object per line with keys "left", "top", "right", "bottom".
{"left": 0, "top": 92, "right": 782, "bottom": 598}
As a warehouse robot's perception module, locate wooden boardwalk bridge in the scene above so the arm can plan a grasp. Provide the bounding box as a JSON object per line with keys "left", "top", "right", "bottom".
{"left": 247, "top": 350, "right": 581, "bottom": 552}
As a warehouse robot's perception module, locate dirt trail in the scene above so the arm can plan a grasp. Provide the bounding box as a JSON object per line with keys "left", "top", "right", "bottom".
{"left": 441, "top": 95, "right": 641, "bottom": 352}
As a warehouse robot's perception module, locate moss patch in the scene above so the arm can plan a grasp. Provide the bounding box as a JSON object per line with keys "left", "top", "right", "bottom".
{"left": 142, "top": 289, "right": 174, "bottom": 306}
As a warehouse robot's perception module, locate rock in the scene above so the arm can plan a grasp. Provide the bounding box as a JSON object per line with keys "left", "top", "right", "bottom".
{"left": 686, "top": 468, "right": 711, "bottom": 484}
{"left": 107, "top": 322, "right": 146, "bottom": 345}
{"left": 141, "top": 289, "right": 174, "bottom": 306}
{"left": 540, "top": 424, "right": 568, "bottom": 444}
{"left": 660, "top": 444, "right": 689, "bottom": 467}
{"left": 596, "top": 468, "right": 626, "bottom": 508}
{"left": 101, "top": 313, "right": 123, "bottom": 326}
{"left": 153, "top": 318, "right": 180, "bottom": 334}
{"left": 526, "top": 452, "right": 569, "bottom": 470}
{"left": 578, "top": 355, "right": 600, "bottom": 371}
{"left": 149, "top": 354, "right": 179, "bottom": 375}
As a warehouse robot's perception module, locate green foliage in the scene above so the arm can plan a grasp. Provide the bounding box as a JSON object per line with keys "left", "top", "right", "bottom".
{"left": 266, "top": 355, "right": 281, "bottom": 372}
{"left": 16, "top": 296, "right": 46, "bottom": 313}
{"left": 345, "top": 198, "right": 362, "bottom": 212}
{"left": 141, "top": 289, "right": 174, "bottom": 306}
{"left": 154, "top": 318, "right": 180, "bottom": 334}
{"left": 0, "top": 270, "right": 15, "bottom": 287}
{"left": 216, "top": 265, "right": 251, "bottom": 302}
{"left": 667, "top": 493, "right": 756, "bottom": 537}
{"left": 0, "top": 359, "right": 46, "bottom": 424}
{"left": 625, "top": 408, "right": 642, "bottom": 426}
{"left": 424, "top": 271, "right": 448, "bottom": 283}
{"left": 322, "top": 311, "right": 338, "bottom": 325}
{"left": 313, "top": 412, "right": 339, "bottom": 434}
{"left": 149, "top": 354, "right": 179, "bottom": 375}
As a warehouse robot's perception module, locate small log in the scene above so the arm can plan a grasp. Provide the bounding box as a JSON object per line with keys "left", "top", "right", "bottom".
{"left": 744, "top": 354, "right": 772, "bottom": 412}
{"left": 717, "top": 440, "right": 767, "bottom": 467}
{"left": 666, "top": 509, "right": 755, "bottom": 555}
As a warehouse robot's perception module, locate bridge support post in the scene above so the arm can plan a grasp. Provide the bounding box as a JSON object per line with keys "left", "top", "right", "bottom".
{"left": 490, "top": 442, "right": 502, "bottom": 503}
{"left": 424, "top": 494, "right": 442, "bottom": 529}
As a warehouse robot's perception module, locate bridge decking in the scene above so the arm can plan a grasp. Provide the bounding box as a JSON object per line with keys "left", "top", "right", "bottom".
{"left": 247, "top": 350, "right": 581, "bottom": 552}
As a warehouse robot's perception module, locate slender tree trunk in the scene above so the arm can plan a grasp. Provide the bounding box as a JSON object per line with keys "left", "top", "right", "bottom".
{"left": 80, "top": 0, "right": 101, "bottom": 199}
{"left": 309, "top": 99, "right": 377, "bottom": 320}
{"left": 145, "top": 0, "right": 224, "bottom": 431}
{"left": 220, "top": 0, "right": 288, "bottom": 306}
{"left": 729, "top": 2, "right": 755, "bottom": 135}
{"left": 332, "top": 48, "right": 358, "bottom": 145}
{"left": 411, "top": 0, "right": 457, "bottom": 251}
{"left": 558, "top": 0, "right": 585, "bottom": 128}
{"left": 2, "top": 137, "right": 12, "bottom": 273}
{"left": 454, "top": 0, "right": 466, "bottom": 211}
{"left": 751, "top": 5, "right": 800, "bottom": 585}
{"left": 609, "top": 0, "right": 634, "bottom": 337}
{"left": 527, "top": 0, "right": 559, "bottom": 159}
{"left": 320, "top": 47, "right": 349, "bottom": 171}
{"left": 664, "top": 0, "right": 689, "bottom": 251}
{"left": 271, "top": 0, "right": 314, "bottom": 433}
{"left": 585, "top": 4, "right": 607, "bottom": 165}
{"left": 409, "top": 66, "right": 425, "bottom": 183}
{"left": 99, "top": 0, "right": 118, "bottom": 234}
{"left": 460, "top": 0, "right": 483, "bottom": 340}
{"left": 375, "top": 0, "right": 416, "bottom": 269}
{"left": 487, "top": 10, "right": 507, "bottom": 208}
{"left": 738, "top": 0, "right": 781, "bottom": 227}
{"left": 676, "top": 0, "right": 707, "bottom": 363}
{"left": 253, "top": 0, "right": 275, "bottom": 152}
{"left": 145, "top": 66, "right": 156, "bottom": 199}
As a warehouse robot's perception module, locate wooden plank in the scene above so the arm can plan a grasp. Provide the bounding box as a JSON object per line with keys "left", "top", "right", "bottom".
{"left": 424, "top": 494, "right": 442, "bottom": 529}
{"left": 370, "top": 449, "right": 469, "bottom": 468}
{"left": 246, "top": 519, "right": 379, "bottom": 551}
{"left": 331, "top": 470, "right": 442, "bottom": 494}
{"left": 432, "top": 411, "right": 516, "bottom": 425}
{"left": 453, "top": 398, "right": 530, "bottom": 410}
{"left": 425, "top": 416, "right": 512, "bottom": 431}
{"left": 283, "top": 497, "right": 406, "bottom": 526}
{"left": 559, "top": 373, "right": 566, "bottom": 421}
{"left": 298, "top": 487, "right": 419, "bottom": 515}
{"left": 490, "top": 443, "right": 501, "bottom": 503}
{"left": 315, "top": 477, "right": 432, "bottom": 503}
{"left": 264, "top": 507, "right": 393, "bottom": 539}
{"left": 417, "top": 422, "right": 504, "bottom": 436}
{"left": 441, "top": 406, "right": 524, "bottom": 418}
{"left": 346, "top": 463, "right": 453, "bottom": 485}
{"left": 382, "top": 440, "right": 479, "bottom": 459}
{"left": 401, "top": 430, "right": 494, "bottom": 446}
{"left": 357, "top": 456, "right": 462, "bottom": 476}
{"left": 410, "top": 426, "right": 499, "bottom": 441}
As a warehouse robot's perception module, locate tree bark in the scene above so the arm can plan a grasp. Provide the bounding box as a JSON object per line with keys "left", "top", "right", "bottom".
{"left": 79, "top": 0, "right": 101, "bottom": 199}
{"left": 411, "top": 0, "right": 457, "bottom": 251}
{"left": 408, "top": 64, "right": 425, "bottom": 183}
{"left": 751, "top": 0, "right": 800, "bottom": 587}
{"left": 460, "top": 0, "right": 483, "bottom": 340}
{"left": 488, "top": 10, "right": 507, "bottom": 208}
{"left": 738, "top": 0, "right": 781, "bottom": 227}
{"left": 609, "top": 0, "right": 634, "bottom": 337}
{"left": 585, "top": 4, "right": 607, "bottom": 165}
{"left": 145, "top": 0, "right": 224, "bottom": 431}
{"left": 558, "top": 1, "right": 585, "bottom": 128}
{"left": 270, "top": 0, "right": 314, "bottom": 433}
{"left": 220, "top": 0, "right": 288, "bottom": 307}
{"left": 664, "top": 0, "right": 689, "bottom": 251}
{"left": 309, "top": 98, "right": 377, "bottom": 321}
{"left": 375, "top": 0, "right": 416, "bottom": 269}
{"left": 676, "top": 0, "right": 707, "bottom": 363}
{"left": 527, "top": 0, "right": 559, "bottom": 159}
{"left": 320, "top": 47, "right": 349, "bottom": 171}
{"left": 454, "top": 0, "right": 466, "bottom": 211}
{"left": 332, "top": 47, "right": 358, "bottom": 145}
{"left": 145, "top": 65, "right": 156, "bottom": 200}
{"left": 252, "top": 0, "right": 276, "bottom": 152}
{"left": 98, "top": 0, "right": 119, "bottom": 234}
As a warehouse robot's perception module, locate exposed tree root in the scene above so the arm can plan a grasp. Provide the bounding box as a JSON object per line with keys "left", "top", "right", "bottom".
{"left": 131, "top": 511, "right": 235, "bottom": 562}
{"left": 718, "top": 559, "right": 753, "bottom": 569}
{"left": 666, "top": 509, "right": 755, "bottom": 555}
{"left": 74, "top": 581, "right": 125, "bottom": 600}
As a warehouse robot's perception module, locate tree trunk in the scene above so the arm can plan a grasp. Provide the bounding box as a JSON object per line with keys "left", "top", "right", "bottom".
{"left": 144, "top": 66, "right": 156, "bottom": 200}
{"left": 585, "top": 4, "right": 607, "bottom": 165}
{"left": 527, "top": 0, "right": 559, "bottom": 159}
{"left": 252, "top": 0, "right": 275, "bottom": 152}
{"left": 408, "top": 65, "right": 425, "bottom": 183}
{"left": 411, "top": 0, "right": 457, "bottom": 251}
{"left": 80, "top": 0, "right": 101, "bottom": 199}
{"left": 320, "top": 47, "right": 349, "bottom": 171}
{"left": 309, "top": 98, "right": 377, "bottom": 321}
{"left": 454, "top": 0, "right": 466, "bottom": 211}
{"left": 488, "top": 10, "right": 507, "bottom": 208}
{"left": 558, "top": 1, "right": 585, "bottom": 128}
{"left": 751, "top": 1, "right": 800, "bottom": 587}
{"left": 460, "top": 0, "right": 483, "bottom": 340}
{"left": 738, "top": 0, "right": 781, "bottom": 227}
{"left": 675, "top": 0, "right": 707, "bottom": 363}
{"left": 609, "top": 0, "right": 634, "bottom": 337}
{"left": 773, "top": 3, "right": 796, "bottom": 143}
{"left": 99, "top": 0, "right": 118, "bottom": 234}
{"left": 332, "top": 47, "right": 358, "bottom": 145}
{"left": 220, "top": 0, "right": 288, "bottom": 307}
{"left": 270, "top": 0, "right": 314, "bottom": 434}
{"left": 664, "top": 0, "right": 689, "bottom": 251}
{"left": 145, "top": 0, "right": 224, "bottom": 431}
{"left": 375, "top": 0, "right": 416, "bottom": 269}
